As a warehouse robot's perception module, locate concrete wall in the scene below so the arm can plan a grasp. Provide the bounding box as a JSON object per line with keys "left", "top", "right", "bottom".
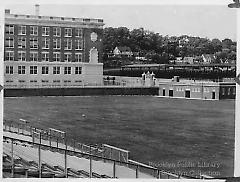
{"left": 4, "top": 87, "right": 159, "bottom": 97}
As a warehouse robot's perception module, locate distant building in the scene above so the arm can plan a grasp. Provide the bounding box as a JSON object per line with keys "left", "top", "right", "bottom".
{"left": 183, "top": 57, "right": 194, "bottom": 64}
{"left": 135, "top": 56, "right": 147, "bottom": 61}
{"left": 158, "top": 77, "right": 236, "bottom": 100}
{"left": 4, "top": 7, "right": 104, "bottom": 88}
{"left": 113, "top": 46, "right": 133, "bottom": 57}
{"left": 202, "top": 54, "right": 215, "bottom": 64}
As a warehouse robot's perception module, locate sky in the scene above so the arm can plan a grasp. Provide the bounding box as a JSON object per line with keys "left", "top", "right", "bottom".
{"left": 4, "top": 3, "right": 237, "bottom": 41}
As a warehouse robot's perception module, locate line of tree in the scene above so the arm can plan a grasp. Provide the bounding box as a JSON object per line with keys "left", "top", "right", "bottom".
{"left": 102, "top": 27, "right": 236, "bottom": 67}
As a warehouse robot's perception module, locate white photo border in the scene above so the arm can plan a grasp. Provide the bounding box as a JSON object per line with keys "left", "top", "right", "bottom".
{"left": 0, "top": 0, "right": 238, "bottom": 181}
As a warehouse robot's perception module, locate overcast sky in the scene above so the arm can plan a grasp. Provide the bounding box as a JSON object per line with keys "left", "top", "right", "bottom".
{"left": 5, "top": 4, "right": 237, "bottom": 41}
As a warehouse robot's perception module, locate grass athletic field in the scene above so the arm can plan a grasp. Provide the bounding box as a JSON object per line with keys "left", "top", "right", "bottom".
{"left": 4, "top": 96, "right": 235, "bottom": 177}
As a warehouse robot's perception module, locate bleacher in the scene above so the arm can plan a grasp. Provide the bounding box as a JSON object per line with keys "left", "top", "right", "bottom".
{"left": 2, "top": 119, "right": 192, "bottom": 179}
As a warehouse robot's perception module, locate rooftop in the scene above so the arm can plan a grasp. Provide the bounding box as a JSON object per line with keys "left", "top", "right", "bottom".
{"left": 5, "top": 10, "right": 104, "bottom": 26}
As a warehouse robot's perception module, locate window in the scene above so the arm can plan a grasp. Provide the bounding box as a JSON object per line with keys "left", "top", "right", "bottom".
{"left": 228, "top": 88, "right": 231, "bottom": 95}
{"left": 204, "top": 88, "right": 209, "bottom": 93}
{"left": 222, "top": 88, "right": 225, "bottom": 96}
{"left": 233, "top": 87, "right": 236, "bottom": 95}
{"left": 53, "top": 52, "right": 61, "bottom": 62}
{"left": 18, "top": 37, "right": 26, "bottom": 48}
{"left": 42, "top": 38, "right": 50, "bottom": 49}
{"left": 42, "top": 52, "right": 49, "bottom": 62}
{"left": 30, "top": 38, "right": 38, "bottom": 49}
{"left": 64, "top": 80, "right": 71, "bottom": 83}
{"left": 75, "top": 39, "right": 83, "bottom": 50}
{"left": 5, "top": 37, "right": 14, "bottom": 48}
{"left": 18, "top": 66, "right": 26, "bottom": 74}
{"left": 64, "top": 53, "right": 72, "bottom": 62}
{"left": 75, "top": 67, "right": 82, "bottom": 74}
{"left": 53, "top": 80, "right": 60, "bottom": 83}
{"left": 64, "top": 39, "right": 72, "bottom": 50}
{"left": 30, "top": 80, "right": 37, "bottom": 83}
{"left": 53, "top": 39, "right": 61, "bottom": 49}
{"left": 5, "top": 51, "right": 14, "bottom": 61}
{"left": 42, "top": 80, "right": 49, "bottom": 83}
{"left": 42, "top": 66, "right": 49, "bottom": 74}
{"left": 18, "top": 51, "right": 26, "bottom": 61}
{"left": 30, "top": 66, "right": 38, "bottom": 74}
{"left": 42, "top": 27, "right": 50, "bottom": 36}
{"left": 53, "top": 27, "right": 61, "bottom": 37}
{"left": 75, "top": 28, "right": 82, "bottom": 37}
{"left": 53, "top": 66, "right": 60, "bottom": 74}
{"left": 6, "top": 66, "right": 13, "bottom": 74}
{"left": 64, "top": 67, "right": 71, "bottom": 74}
{"left": 30, "top": 52, "right": 38, "bottom": 62}
{"left": 75, "top": 53, "right": 82, "bottom": 62}
{"left": 6, "top": 24, "right": 14, "bottom": 35}
{"left": 18, "top": 80, "right": 25, "bottom": 83}
{"left": 18, "top": 25, "right": 26, "bottom": 35}
{"left": 65, "top": 28, "right": 72, "bottom": 37}
{"left": 30, "top": 26, "right": 38, "bottom": 35}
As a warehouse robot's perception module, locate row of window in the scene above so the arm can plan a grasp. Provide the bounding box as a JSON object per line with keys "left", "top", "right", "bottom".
{"left": 6, "top": 66, "right": 82, "bottom": 75}
{"left": 5, "top": 37, "right": 83, "bottom": 50}
{"left": 5, "top": 51, "right": 82, "bottom": 62}
{"left": 222, "top": 87, "right": 235, "bottom": 96}
{"left": 167, "top": 87, "right": 213, "bottom": 93}
{"left": 163, "top": 87, "right": 236, "bottom": 95}
{"left": 6, "top": 80, "right": 83, "bottom": 83}
{"left": 6, "top": 25, "right": 83, "bottom": 37}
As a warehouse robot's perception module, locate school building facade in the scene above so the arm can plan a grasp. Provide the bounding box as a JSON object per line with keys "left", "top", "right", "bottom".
{"left": 4, "top": 8, "right": 104, "bottom": 88}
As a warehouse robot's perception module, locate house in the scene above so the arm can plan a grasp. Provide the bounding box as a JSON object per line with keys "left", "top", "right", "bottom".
{"left": 202, "top": 54, "right": 215, "bottom": 64}
{"left": 113, "top": 46, "right": 133, "bottom": 57}
{"left": 183, "top": 57, "right": 194, "bottom": 64}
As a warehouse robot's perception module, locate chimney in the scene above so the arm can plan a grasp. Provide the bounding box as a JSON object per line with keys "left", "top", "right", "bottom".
{"left": 35, "top": 4, "right": 40, "bottom": 16}
{"left": 5, "top": 9, "right": 10, "bottom": 14}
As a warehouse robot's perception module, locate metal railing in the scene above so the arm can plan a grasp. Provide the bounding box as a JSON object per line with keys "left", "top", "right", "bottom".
{"left": 3, "top": 135, "right": 191, "bottom": 179}
{"left": 3, "top": 119, "right": 195, "bottom": 179}
{"left": 3, "top": 120, "right": 103, "bottom": 156}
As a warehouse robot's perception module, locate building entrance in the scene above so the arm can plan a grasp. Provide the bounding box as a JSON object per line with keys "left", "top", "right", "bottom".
{"left": 185, "top": 90, "right": 190, "bottom": 98}
{"left": 212, "top": 92, "right": 216, "bottom": 99}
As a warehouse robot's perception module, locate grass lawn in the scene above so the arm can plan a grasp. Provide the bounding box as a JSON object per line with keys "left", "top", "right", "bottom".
{"left": 4, "top": 96, "right": 235, "bottom": 177}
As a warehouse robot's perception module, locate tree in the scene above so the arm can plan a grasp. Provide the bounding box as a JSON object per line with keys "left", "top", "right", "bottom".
{"left": 211, "top": 38, "right": 222, "bottom": 52}
{"left": 102, "top": 26, "right": 236, "bottom": 68}
{"left": 222, "top": 38, "right": 233, "bottom": 49}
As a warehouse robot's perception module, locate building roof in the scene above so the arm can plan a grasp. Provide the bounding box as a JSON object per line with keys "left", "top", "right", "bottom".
{"left": 5, "top": 10, "right": 104, "bottom": 28}
{"left": 202, "top": 54, "right": 215, "bottom": 60}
